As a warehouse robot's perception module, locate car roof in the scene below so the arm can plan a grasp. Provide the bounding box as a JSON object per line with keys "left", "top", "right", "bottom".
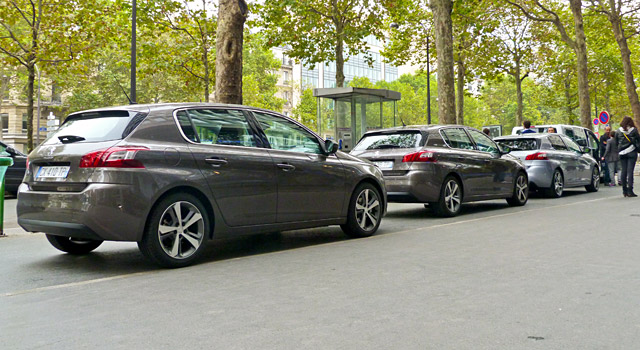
{"left": 362, "top": 124, "right": 479, "bottom": 135}
{"left": 67, "top": 103, "right": 288, "bottom": 117}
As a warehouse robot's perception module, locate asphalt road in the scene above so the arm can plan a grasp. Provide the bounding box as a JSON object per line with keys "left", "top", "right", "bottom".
{"left": 2, "top": 186, "right": 640, "bottom": 349}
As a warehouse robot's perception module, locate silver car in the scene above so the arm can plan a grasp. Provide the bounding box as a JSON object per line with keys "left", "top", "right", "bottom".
{"left": 351, "top": 125, "right": 529, "bottom": 217}
{"left": 18, "top": 104, "right": 387, "bottom": 268}
{"left": 494, "top": 134, "right": 600, "bottom": 198}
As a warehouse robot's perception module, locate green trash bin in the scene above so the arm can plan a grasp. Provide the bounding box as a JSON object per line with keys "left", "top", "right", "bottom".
{"left": 0, "top": 156, "right": 14, "bottom": 236}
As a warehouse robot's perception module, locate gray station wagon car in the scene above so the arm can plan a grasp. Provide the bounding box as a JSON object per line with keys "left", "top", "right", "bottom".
{"left": 350, "top": 125, "right": 529, "bottom": 217}
{"left": 495, "top": 133, "right": 599, "bottom": 197}
{"left": 17, "top": 104, "right": 387, "bottom": 268}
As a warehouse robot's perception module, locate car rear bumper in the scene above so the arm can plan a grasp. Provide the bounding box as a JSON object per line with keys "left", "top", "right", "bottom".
{"left": 384, "top": 169, "right": 440, "bottom": 203}
{"left": 17, "top": 183, "right": 149, "bottom": 241}
{"left": 524, "top": 161, "right": 554, "bottom": 189}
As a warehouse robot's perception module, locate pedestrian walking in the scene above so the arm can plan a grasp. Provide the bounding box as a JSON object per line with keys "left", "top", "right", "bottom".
{"left": 603, "top": 130, "right": 619, "bottom": 186}
{"left": 615, "top": 116, "right": 640, "bottom": 197}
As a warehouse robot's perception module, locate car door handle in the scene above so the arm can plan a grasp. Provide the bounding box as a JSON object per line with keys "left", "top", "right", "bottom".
{"left": 277, "top": 163, "right": 296, "bottom": 172}
{"left": 205, "top": 158, "right": 228, "bottom": 167}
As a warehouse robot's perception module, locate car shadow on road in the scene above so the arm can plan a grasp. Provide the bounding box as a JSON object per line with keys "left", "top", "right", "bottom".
{"left": 25, "top": 226, "right": 374, "bottom": 274}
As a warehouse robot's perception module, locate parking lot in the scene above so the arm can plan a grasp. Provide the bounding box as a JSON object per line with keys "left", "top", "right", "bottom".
{"left": 2, "top": 186, "right": 640, "bottom": 349}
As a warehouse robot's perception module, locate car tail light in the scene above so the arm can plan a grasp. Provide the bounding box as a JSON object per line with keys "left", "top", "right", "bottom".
{"left": 402, "top": 150, "right": 437, "bottom": 163}
{"left": 79, "top": 146, "right": 149, "bottom": 168}
{"left": 525, "top": 152, "right": 548, "bottom": 160}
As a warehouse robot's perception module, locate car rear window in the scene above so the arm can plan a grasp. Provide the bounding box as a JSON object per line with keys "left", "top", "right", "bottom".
{"left": 495, "top": 138, "right": 539, "bottom": 151}
{"left": 43, "top": 110, "right": 146, "bottom": 145}
{"left": 352, "top": 131, "right": 423, "bottom": 151}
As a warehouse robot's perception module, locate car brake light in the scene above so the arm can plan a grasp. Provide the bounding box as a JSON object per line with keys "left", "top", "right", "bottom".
{"left": 79, "top": 146, "right": 149, "bottom": 168}
{"left": 525, "top": 152, "right": 548, "bottom": 160}
{"left": 402, "top": 150, "right": 437, "bottom": 163}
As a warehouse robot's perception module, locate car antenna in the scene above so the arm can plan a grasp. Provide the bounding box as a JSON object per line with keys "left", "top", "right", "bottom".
{"left": 400, "top": 116, "right": 407, "bottom": 127}
{"left": 110, "top": 74, "right": 132, "bottom": 104}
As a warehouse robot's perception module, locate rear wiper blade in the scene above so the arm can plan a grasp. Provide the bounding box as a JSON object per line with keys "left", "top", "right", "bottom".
{"left": 371, "top": 144, "right": 401, "bottom": 149}
{"left": 58, "top": 135, "right": 86, "bottom": 144}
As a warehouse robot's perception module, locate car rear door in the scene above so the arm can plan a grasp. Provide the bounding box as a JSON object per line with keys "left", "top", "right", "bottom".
{"left": 466, "top": 128, "right": 513, "bottom": 196}
{"left": 176, "top": 108, "right": 277, "bottom": 227}
{"left": 251, "top": 111, "right": 346, "bottom": 223}
{"left": 440, "top": 127, "right": 489, "bottom": 198}
{"left": 562, "top": 136, "right": 590, "bottom": 184}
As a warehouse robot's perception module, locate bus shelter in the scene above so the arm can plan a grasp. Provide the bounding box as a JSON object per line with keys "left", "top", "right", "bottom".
{"left": 313, "top": 87, "right": 401, "bottom": 152}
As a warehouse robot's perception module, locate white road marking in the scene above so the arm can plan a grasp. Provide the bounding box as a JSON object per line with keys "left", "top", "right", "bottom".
{"left": 2, "top": 194, "right": 620, "bottom": 297}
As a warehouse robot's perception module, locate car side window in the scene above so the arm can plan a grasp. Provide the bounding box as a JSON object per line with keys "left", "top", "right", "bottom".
{"left": 252, "top": 112, "right": 323, "bottom": 154}
{"left": 441, "top": 128, "right": 475, "bottom": 150}
{"left": 178, "top": 109, "right": 257, "bottom": 147}
{"left": 548, "top": 135, "right": 568, "bottom": 151}
{"left": 588, "top": 132, "right": 599, "bottom": 151}
{"left": 563, "top": 136, "right": 582, "bottom": 153}
{"left": 468, "top": 129, "right": 499, "bottom": 153}
{"left": 572, "top": 128, "right": 587, "bottom": 147}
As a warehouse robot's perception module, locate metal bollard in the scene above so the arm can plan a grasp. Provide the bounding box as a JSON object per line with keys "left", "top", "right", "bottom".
{"left": 0, "top": 157, "right": 14, "bottom": 237}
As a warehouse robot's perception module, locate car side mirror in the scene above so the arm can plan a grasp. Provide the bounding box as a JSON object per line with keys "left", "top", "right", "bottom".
{"left": 581, "top": 147, "right": 591, "bottom": 154}
{"left": 5, "top": 147, "right": 16, "bottom": 156}
{"left": 324, "top": 139, "right": 339, "bottom": 155}
{"left": 499, "top": 144, "right": 511, "bottom": 155}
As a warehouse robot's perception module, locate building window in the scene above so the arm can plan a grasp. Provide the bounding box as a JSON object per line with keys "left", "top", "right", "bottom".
{"left": 22, "top": 113, "right": 27, "bottom": 131}
{"left": 385, "top": 63, "right": 399, "bottom": 82}
{"left": 302, "top": 64, "right": 319, "bottom": 88}
{"left": 1, "top": 113, "right": 8, "bottom": 132}
{"left": 283, "top": 71, "right": 289, "bottom": 84}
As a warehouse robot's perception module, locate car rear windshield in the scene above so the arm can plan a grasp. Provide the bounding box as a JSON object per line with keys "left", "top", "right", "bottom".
{"left": 43, "top": 110, "right": 146, "bottom": 145}
{"left": 353, "top": 131, "right": 423, "bottom": 151}
{"left": 495, "top": 138, "right": 539, "bottom": 151}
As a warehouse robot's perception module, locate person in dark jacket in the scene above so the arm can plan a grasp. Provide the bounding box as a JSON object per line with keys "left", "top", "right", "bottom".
{"left": 600, "top": 126, "right": 612, "bottom": 184}
{"left": 521, "top": 120, "right": 536, "bottom": 134}
{"left": 615, "top": 116, "right": 640, "bottom": 197}
{"left": 603, "top": 130, "right": 619, "bottom": 186}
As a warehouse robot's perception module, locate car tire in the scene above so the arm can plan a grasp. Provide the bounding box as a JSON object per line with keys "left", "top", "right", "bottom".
{"left": 45, "top": 234, "right": 103, "bottom": 255}
{"left": 585, "top": 167, "right": 600, "bottom": 192}
{"left": 544, "top": 169, "right": 564, "bottom": 198}
{"left": 341, "top": 183, "right": 382, "bottom": 238}
{"left": 507, "top": 171, "right": 529, "bottom": 206}
{"left": 434, "top": 176, "right": 463, "bottom": 217}
{"left": 138, "top": 193, "right": 210, "bottom": 268}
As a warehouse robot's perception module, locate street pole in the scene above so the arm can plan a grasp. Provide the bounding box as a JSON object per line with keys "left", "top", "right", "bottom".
{"left": 130, "top": 0, "right": 137, "bottom": 104}
{"left": 426, "top": 35, "right": 431, "bottom": 125}
{"left": 36, "top": 64, "right": 41, "bottom": 146}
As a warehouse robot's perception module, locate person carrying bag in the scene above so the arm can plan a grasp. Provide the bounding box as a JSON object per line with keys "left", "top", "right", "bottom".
{"left": 615, "top": 116, "right": 640, "bottom": 197}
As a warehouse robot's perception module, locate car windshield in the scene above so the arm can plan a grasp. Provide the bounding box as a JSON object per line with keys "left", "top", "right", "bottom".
{"left": 496, "top": 138, "right": 539, "bottom": 151}
{"left": 353, "top": 131, "right": 422, "bottom": 151}
{"left": 43, "top": 110, "right": 146, "bottom": 145}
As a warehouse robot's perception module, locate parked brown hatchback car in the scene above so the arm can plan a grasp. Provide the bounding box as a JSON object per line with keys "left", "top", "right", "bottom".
{"left": 350, "top": 125, "right": 528, "bottom": 216}
{"left": 17, "top": 104, "right": 387, "bottom": 267}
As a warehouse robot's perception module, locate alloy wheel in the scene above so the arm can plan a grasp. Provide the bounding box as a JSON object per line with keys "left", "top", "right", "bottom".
{"left": 444, "top": 180, "right": 461, "bottom": 213}
{"left": 158, "top": 201, "right": 205, "bottom": 259}
{"left": 554, "top": 172, "right": 564, "bottom": 196}
{"left": 593, "top": 169, "right": 600, "bottom": 190}
{"left": 516, "top": 175, "right": 528, "bottom": 202}
{"left": 355, "top": 188, "right": 381, "bottom": 232}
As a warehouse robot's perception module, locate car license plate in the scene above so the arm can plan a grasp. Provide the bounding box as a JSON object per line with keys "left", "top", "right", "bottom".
{"left": 374, "top": 161, "right": 394, "bottom": 170}
{"left": 36, "top": 166, "right": 70, "bottom": 180}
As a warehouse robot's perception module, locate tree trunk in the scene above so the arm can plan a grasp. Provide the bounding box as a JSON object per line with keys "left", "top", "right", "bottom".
{"left": 606, "top": 3, "right": 640, "bottom": 125}
{"left": 203, "top": 47, "right": 210, "bottom": 102}
{"left": 569, "top": 0, "right": 591, "bottom": 129}
{"left": 335, "top": 30, "right": 345, "bottom": 87}
{"left": 455, "top": 59, "right": 464, "bottom": 125}
{"left": 514, "top": 60, "right": 523, "bottom": 127}
{"left": 430, "top": 0, "right": 456, "bottom": 124}
{"left": 564, "top": 72, "right": 574, "bottom": 125}
{"left": 215, "top": 0, "right": 247, "bottom": 104}
{"left": 26, "top": 63, "right": 35, "bottom": 152}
